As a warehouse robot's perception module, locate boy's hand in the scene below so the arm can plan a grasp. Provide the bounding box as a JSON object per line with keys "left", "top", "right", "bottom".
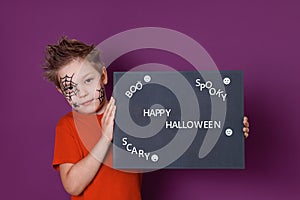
{"left": 243, "top": 116, "right": 250, "bottom": 138}
{"left": 101, "top": 97, "right": 116, "bottom": 141}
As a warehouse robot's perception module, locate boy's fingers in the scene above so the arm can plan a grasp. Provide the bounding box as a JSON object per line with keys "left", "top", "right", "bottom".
{"left": 243, "top": 121, "right": 249, "bottom": 128}
{"left": 103, "top": 98, "right": 116, "bottom": 123}
{"left": 110, "top": 96, "right": 115, "bottom": 103}
{"left": 107, "top": 104, "right": 115, "bottom": 118}
{"left": 104, "top": 97, "right": 114, "bottom": 114}
{"left": 243, "top": 116, "right": 250, "bottom": 139}
{"left": 243, "top": 127, "right": 249, "bottom": 133}
{"left": 243, "top": 116, "right": 249, "bottom": 128}
{"left": 111, "top": 105, "right": 116, "bottom": 118}
{"left": 107, "top": 98, "right": 115, "bottom": 115}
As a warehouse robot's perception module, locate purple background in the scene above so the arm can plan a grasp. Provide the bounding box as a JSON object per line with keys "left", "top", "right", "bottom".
{"left": 1, "top": 0, "right": 299, "bottom": 199}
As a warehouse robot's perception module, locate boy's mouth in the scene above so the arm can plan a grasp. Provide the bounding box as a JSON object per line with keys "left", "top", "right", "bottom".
{"left": 80, "top": 99, "right": 94, "bottom": 106}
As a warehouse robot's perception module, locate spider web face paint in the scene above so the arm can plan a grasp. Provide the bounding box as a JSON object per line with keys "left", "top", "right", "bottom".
{"left": 97, "top": 87, "right": 105, "bottom": 104}
{"left": 59, "top": 74, "right": 79, "bottom": 101}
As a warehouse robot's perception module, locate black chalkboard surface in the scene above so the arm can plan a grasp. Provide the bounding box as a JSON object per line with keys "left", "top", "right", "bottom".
{"left": 113, "top": 71, "right": 244, "bottom": 169}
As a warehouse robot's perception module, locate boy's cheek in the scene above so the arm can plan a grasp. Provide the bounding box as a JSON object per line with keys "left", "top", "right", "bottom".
{"left": 96, "top": 87, "right": 105, "bottom": 103}
{"left": 63, "top": 96, "right": 76, "bottom": 107}
{"left": 71, "top": 102, "right": 80, "bottom": 108}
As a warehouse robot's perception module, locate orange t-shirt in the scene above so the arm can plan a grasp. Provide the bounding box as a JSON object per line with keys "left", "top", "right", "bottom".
{"left": 52, "top": 111, "right": 142, "bottom": 200}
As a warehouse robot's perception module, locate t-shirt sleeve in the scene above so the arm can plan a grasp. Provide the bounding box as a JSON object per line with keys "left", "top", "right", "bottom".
{"left": 52, "top": 116, "right": 82, "bottom": 170}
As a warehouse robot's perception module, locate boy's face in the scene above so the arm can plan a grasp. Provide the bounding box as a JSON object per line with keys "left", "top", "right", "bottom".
{"left": 57, "top": 59, "right": 107, "bottom": 114}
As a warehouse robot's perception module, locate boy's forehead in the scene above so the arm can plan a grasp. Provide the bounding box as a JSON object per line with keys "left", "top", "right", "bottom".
{"left": 58, "top": 59, "right": 100, "bottom": 80}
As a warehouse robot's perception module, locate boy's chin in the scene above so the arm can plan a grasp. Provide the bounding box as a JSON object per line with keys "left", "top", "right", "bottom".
{"left": 71, "top": 101, "right": 104, "bottom": 114}
{"left": 72, "top": 104, "right": 103, "bottom": 115}
{"left": 73, "top": 109, "right": 96, "bottom": 115}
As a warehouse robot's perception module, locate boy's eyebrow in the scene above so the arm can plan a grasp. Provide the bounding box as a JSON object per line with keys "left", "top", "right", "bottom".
{"left": 79, "top": 72, "right": 95, "bottom": 80}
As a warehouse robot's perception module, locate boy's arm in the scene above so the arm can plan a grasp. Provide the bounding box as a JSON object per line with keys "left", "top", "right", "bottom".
{"left": 59, "top": 98, "right": 116, "bottom": 196}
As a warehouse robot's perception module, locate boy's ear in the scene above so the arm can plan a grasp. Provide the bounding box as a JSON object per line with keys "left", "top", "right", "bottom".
{"left": 101, "top": 67, "right": 108, "bottom": 85}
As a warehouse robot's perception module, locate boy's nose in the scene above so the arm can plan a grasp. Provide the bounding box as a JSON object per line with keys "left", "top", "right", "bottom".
{"left": 77, "top": 87, "right": 88, "bottom": 98}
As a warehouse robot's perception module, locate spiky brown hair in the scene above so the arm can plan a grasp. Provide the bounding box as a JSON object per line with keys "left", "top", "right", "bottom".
{"left": 43, "top": 36, "right": 104, "bottom": 87}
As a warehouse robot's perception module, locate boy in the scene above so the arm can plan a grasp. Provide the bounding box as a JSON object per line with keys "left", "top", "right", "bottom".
{"left": 43, "top": 37, "right": 250, "bottom": 200}
{"left": 43, "top": 37, "right": 142, "bottom": 199}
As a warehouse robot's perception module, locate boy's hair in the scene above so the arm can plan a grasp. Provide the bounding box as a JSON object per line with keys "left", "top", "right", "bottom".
{"left": 43, "top": 36, "right": 104, "bottom": 87}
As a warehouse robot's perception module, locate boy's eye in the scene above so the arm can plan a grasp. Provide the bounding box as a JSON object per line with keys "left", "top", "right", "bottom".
{"left": 85, "top": 78, "right": 93, "bottom": 84}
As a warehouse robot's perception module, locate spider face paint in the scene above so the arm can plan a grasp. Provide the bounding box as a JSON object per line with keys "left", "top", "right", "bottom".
{"left": 57, "top": 59, "right": 108, "bottom": 114}
{"left": 97, "top": 87, "right": 105, "bottom": 104}
{"left": 59, "top": 74, "right": 79, "bottom": 102}
{"left": 72, "top": 102, "right": 80, "bottom": 108}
